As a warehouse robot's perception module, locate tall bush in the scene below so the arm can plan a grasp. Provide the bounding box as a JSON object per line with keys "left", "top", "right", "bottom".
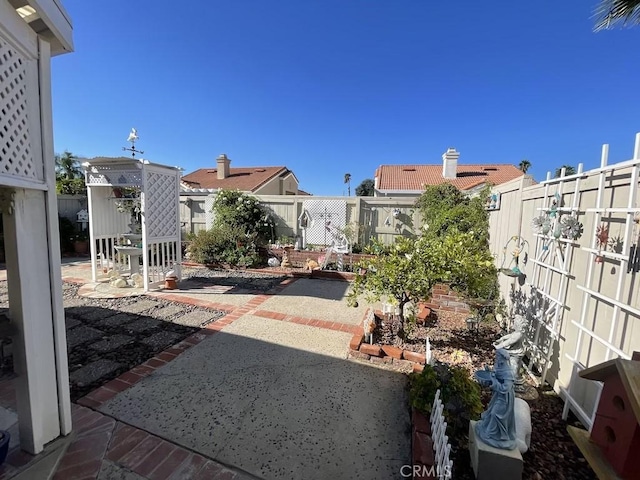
{"left": 187, "top": 190, "right": 275, "bottom": 267}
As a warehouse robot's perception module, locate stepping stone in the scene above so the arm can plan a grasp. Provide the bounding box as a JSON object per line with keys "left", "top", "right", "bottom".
{"left": 96, "top": 313, "right": 137, "bottom": 328}
{"left": 150, "top": 305, "right": 186, "bottom": 319}
{"left": 173, "top": 310, "right": 222, "bottom": 327}
{"left": 140, "top": 331, "right": 184, "bottom": 349}
{"left": 117, "top": 300, "right": 161, "bottom": 314}
{"left": 65, "top": 316, "right": 81, "bottom": 329}
{"left": 81, "top": 308, "right": 119, "bottom": 322}
{"left": 125, "top": 317, "right": 162, "bottom": 333}
{"left": 70, "top": 359, "right": 122, "bottom": 386}
{"left": 67, "top": 326, "right": 104, "bottom": 348}
{"left": 90, "top": 335, "right": 135, "bottom": 353}
{"left": 66, "top": 306, "right": 102, "bottom": 319}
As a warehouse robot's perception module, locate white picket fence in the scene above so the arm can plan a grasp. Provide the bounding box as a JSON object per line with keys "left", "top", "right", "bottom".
{"left": 430, "top": 389, "right": 453, "bottom": 479}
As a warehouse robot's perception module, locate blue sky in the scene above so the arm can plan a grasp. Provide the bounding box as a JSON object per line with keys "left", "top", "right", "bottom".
{"left": 51, "top": 1, "right": 640, "bottom": 195}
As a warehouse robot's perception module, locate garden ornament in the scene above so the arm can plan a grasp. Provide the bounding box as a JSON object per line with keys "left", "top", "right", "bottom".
{"left": 474, "top": 348, "right": 517, "bottom": 450}
{"left": 493, "top": 314, "right": 527, "bottom": 391}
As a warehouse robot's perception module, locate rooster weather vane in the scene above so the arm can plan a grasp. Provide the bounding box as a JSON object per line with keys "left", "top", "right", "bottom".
{"left": 122, "top": 128, "right": 144, "bottom": 158}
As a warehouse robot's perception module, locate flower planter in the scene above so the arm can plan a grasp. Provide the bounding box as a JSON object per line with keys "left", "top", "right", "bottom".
{"left": 164, "top": 276, "right": 178, "bottom": 290}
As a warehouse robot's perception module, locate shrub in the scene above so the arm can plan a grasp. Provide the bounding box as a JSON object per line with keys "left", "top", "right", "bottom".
{"left": 187, "top": 224, "right": 261, "bottom": 267}
{"left": 409, "top": 361, "right": 483, "bottom": 438}
{"left": 212, "top": 190, "right": 274, "bottom": 244}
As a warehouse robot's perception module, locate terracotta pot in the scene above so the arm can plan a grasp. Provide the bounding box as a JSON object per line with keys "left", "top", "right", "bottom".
{"left": 164, "top": 276, "right": 178, "bottom": 289}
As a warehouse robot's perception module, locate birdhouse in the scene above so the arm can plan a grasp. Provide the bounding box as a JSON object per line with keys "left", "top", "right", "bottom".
{"left": 76, "top": 209, "right": 89, "bottom": 231}
{"left": 579, "top": 353, "right": 640, "bottom": 479}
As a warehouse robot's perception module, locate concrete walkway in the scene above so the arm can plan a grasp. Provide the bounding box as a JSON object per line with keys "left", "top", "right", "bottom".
{"left": 1, "top": 260, "right": 410, "bottom": 479}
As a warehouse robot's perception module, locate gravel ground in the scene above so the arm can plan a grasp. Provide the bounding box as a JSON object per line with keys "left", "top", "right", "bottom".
{"left": 61, "top": 282, "right": 226, "bottom": 400}
{"left": 181, "top": 266, "right": 288, "bottom": 291}
{"left": 374, "top": 310, "right": 596, "bottom": 480}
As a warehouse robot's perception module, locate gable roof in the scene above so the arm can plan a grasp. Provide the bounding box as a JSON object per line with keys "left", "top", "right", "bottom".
{"left": 375, "top": 164, "right": 524, "bottom": 193}
{"left": 181, "top": 166, "right": 293, "bottom": 192}
{"left": 580, "top": 358, "right": 640, "bottom": 423}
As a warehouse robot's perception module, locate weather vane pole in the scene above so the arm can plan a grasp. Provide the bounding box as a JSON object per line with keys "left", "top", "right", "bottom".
{"left": 122, "top": 128, "right": 144, "bottom": 158}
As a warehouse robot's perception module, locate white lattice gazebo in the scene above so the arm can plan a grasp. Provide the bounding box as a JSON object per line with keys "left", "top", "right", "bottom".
{"left": 84, "top": 157, "right": 182, "bottom": 291}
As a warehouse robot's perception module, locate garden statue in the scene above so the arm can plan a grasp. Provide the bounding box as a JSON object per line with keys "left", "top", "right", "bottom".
{"left": 493, "top": 314, "right": 527, "bottom": 391}
{"left": 474, "top": 348, "right": 517, "bottom": 450}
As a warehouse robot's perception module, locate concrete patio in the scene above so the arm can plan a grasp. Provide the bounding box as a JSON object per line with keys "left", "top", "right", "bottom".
{"left": 0, "top": 260, "right": 410, "bottom": 479}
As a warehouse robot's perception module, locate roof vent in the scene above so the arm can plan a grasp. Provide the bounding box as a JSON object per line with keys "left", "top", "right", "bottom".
{"left": 483, "top": 167, "right": 498, "bottom": 171}
{"left": 255, "top": 168, "right": 266, "bottom": 172}
{"left": 402, "top": 167, "right": 416, "bottom": 172}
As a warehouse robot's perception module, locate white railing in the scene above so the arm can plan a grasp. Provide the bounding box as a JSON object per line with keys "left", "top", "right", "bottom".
{"left": 92, "top": 235, "right": 120, "bottom": 280}
{"left": 430, "top": 389, "right": 453, "bottom": 479}
{"left": 145, "top": 239, "right": 181, "bottom": 286}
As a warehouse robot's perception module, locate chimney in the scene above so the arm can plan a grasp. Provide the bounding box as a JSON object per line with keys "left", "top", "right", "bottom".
{"left": 216, "top": 154, "right": 230, "bottom": 180}
{"left": 442, "top": 147, "right": 460, "bottom": 179}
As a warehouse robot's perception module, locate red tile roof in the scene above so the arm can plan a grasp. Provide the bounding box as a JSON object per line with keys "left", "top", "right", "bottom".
{"left": 375, "top": 164, "right": 524, "bottom": 192}
{"left": 181, "top": 166, "right": 291, "bottom": 192}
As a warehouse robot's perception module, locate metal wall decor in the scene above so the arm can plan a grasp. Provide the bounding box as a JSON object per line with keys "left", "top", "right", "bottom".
{"left": 500, "top": 235, "right": 529, "bottom": 277}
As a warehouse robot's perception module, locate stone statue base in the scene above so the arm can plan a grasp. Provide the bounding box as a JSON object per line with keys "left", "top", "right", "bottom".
{"left": 469, "top": 421, "right": 523, "bottom": 480}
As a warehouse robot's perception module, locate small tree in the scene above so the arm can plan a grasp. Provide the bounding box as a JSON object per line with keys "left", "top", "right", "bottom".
{"left": 349, "top": 183, "right": 497, "bottom": 338}
{"left": 355, "top": 178, "right": 375, "bottom": 196}
{"left": 348, "top": 232, "right": 496, "bottom": 338}
{"left": 211, "top": 189, "right": 274, "bottom": 243}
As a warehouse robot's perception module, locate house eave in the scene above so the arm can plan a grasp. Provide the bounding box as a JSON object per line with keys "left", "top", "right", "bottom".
{"left": 11, "top": 0, "right": 73, "bottom": 55}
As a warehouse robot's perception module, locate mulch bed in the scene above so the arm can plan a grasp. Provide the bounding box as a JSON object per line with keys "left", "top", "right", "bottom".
{"left": 373, "top": 310, "right": 597, "bottom": 480}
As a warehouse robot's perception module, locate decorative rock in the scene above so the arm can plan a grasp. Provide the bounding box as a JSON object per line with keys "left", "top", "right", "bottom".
{"left": 112, "top": 278, "right": 127, "bottom": 288}
{"left": 130, "top": 273, "right": 144, "bottom": 288}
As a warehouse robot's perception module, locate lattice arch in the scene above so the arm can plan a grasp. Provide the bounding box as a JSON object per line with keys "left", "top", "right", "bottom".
{"left": 84, "top": 158, "right": 182, "bottom": 291}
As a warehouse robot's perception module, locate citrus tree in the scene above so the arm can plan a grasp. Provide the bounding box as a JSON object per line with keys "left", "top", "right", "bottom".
{"left": 348, "top": 183, "right": 497, "bottom": 338}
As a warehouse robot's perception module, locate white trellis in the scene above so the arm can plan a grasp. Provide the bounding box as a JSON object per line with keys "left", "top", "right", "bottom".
{"left": 430, "top": 389, "right": 453, "bottom": 479}
{"left": 520, "top": 163, "right": 585, "bottom": 387}
{"left": 561, "top": 136, "right": 640, "bottom": 430}
{"left": 301, "top": 199, "right": 347, "bottom": 246}
{"left": 84, "top": 157, "right": 182, "bottom": 291}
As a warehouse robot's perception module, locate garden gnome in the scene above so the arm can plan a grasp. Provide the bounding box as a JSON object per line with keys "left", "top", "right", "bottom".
{"left": 493, "top": 314, "right": 526, "bottom": 391}
{"left": 474, "top": 348, "right": 517, "bottom": 450}
{"left": 281, "top": 246, "right": 291, "bottom": 268}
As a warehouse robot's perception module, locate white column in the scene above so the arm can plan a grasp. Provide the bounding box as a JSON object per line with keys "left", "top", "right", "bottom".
{"left": 39, "top": 37, "right": 72, "bottom": 437}
{"left": 4, "top": 188, "right": 62, "bottom": 454}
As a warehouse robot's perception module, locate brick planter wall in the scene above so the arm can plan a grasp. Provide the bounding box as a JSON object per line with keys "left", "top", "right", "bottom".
{"left": 422, "top": 283, "right": 470, "bottom": 315}
{"left": 269, "top": 248, "right": 375, "bottom": 269}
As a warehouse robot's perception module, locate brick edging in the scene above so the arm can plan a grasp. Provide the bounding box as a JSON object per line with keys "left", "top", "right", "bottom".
{"left": 412, "top": 408, "right": 437, "bottom": 479}
{"left": 347, "top": 332, "right": 425, "bottom": 373}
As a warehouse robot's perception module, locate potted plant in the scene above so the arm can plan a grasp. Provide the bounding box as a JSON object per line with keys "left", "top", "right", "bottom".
{"left": 73, "top": 231, "right": 90, "bottom": 255}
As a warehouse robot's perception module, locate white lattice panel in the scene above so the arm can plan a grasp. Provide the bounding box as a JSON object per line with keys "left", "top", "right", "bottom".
{"left": 204, "top": 196, "right": 214, "bottom": 229}
{"left": 302, "top": 199, "right": 347, "bottom": 246}
{"left": 86, "top": 169, "right": 142, "bottom": 186}
{"left": 0, "top": 36, "right": 36, "bottom": 180}
{"left": 145, "top": 170, "right": 178, "bottom": 239}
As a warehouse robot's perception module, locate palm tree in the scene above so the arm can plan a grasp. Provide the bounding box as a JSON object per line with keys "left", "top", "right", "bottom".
{"left": 554, "top": 165, "right": 576, "bottom": 178}
{"left": 518, "top": 159, "right": 531, "bottom": 174}
{"left": 55, "top": 150, "right": 81, "bottom": 180}
{"left": 594, "top": 0, "right": 640, "bottom": 31}
{"left": 344, "top": 173, "right": 351, "bottom": 196}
